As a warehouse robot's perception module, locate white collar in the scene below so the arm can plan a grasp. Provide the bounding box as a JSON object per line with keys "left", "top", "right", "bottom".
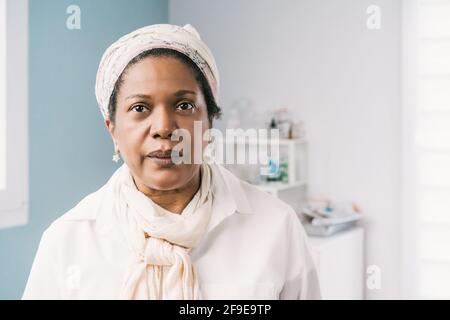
{"left": 205, "top": 163, "right": 253, "bottom": 234}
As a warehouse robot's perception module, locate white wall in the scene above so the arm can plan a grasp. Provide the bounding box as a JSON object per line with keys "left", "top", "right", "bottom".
{"left": 170, "top": 0, "right": 402, "bottom": 299}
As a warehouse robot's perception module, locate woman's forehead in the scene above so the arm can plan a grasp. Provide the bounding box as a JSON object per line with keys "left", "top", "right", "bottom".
{"left": 125, "top": 56, "right": 196, "bottom": 83}
{"left": 119, "top": 57, "right": 201, "bottom": 96}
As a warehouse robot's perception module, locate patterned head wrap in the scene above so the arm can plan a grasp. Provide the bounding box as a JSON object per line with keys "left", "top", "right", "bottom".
{"left": 95, "top": 24, "right": 220, "bottom": 120}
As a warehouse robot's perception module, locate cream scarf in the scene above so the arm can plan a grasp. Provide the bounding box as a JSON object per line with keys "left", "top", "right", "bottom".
{"left": 110, "top": 163, "right": 213, "bottom": 299}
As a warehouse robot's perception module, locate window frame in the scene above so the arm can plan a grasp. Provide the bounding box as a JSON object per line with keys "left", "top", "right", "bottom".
{"left": 401, "top": 0, "right": 450, "bottom": 299}
{"left": 0, "top": 0, "right": 28, "bottom": 229}
{"left": 401, "top": 0, "right": 421, "bottom": 299}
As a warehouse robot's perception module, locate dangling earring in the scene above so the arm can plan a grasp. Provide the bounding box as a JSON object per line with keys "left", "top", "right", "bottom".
{"left": 112, "top": 142, "right": 121, "bottom": 163}
{"left": 203, "top": 138, "right": 215, "bottom": 164}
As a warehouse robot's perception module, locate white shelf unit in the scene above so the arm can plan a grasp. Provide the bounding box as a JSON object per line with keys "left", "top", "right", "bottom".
{"left": 221, "top": 138, "right": 308, "bottom": 213}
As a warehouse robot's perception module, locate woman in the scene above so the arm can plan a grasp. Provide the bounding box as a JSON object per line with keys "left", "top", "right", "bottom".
{"left": 23, "top": 24, "right": 321, "bottom": 300}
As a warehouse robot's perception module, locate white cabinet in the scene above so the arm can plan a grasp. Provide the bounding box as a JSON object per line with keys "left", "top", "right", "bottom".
{"left": 308, "top": 227, "right": 365, "bottom": 300}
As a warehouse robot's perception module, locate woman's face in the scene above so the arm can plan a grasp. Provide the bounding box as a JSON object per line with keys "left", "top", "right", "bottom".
{"left": 106, "top": 56, "right": 210, "bottom": 191}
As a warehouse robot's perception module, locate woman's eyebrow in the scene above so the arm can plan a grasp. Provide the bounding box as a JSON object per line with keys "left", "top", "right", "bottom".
{"left": 174, "top": 90, "right": 196, "bottom": 97}
{"left": 125, "top": 94, "right": 152, "bottom": 100}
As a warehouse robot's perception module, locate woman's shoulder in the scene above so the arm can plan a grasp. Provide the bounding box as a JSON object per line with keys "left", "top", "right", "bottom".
{"left": 241, "top": 178, "right": 298, "bottom": 219}
{"left": 215, "top": 164, "right": 307, "bottom": 244}
{"left": 43, "top": 184, "right": 109, "bottom": 239}
{"left": 215, "top": 164, "right": 297, "bottom": 221}
{"left": 60, "top": 184, "right": 109, "bottom": 221}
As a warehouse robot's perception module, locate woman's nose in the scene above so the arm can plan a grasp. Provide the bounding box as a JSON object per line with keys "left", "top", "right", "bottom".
{"left": 150, "top": 106, "right": 177, "bottom": 139}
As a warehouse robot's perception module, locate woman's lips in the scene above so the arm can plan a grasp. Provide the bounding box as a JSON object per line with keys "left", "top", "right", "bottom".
{"left": 147, "top": 149, "right": 183, "bottom": 167}
{"left": 147, "top": 155, "right": 175, "bottom": 167}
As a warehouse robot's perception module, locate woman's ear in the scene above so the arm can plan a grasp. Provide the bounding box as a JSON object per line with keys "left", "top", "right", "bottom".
{"left": 105, "top": 119, "right": 116, "bottom": 141}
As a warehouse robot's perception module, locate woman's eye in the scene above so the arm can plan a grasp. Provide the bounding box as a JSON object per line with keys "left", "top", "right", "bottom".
{"left": 176, "top": 102, "right": 195, "bottom": 111}
{"left": 131, "top": 105, "right": 148, "bottom": 113}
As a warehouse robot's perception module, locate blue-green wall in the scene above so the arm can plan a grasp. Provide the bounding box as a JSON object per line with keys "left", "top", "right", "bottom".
{"left": 0, "top": 0, "right": 168, "bottom": 299}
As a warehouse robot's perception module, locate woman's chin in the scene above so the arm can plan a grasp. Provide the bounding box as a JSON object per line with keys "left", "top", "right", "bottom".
{"left": 142, "top": 168, "right": 185, "bottom": 190}
{"left": 137, "top": 161, "right": 198, "bottom": 190}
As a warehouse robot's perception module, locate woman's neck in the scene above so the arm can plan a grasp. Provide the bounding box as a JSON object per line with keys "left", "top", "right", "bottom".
{"left": 133, "top": 170, "right": 201, "bottom": 214}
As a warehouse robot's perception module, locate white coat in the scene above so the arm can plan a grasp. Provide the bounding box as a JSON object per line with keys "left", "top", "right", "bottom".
{"left": 22, "top": 163, "right": 322, "bottom": 300}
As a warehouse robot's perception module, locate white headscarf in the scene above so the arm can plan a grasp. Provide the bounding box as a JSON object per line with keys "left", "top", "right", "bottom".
{"left": 95, "top": 23, "right": 220, "bottom": 120}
